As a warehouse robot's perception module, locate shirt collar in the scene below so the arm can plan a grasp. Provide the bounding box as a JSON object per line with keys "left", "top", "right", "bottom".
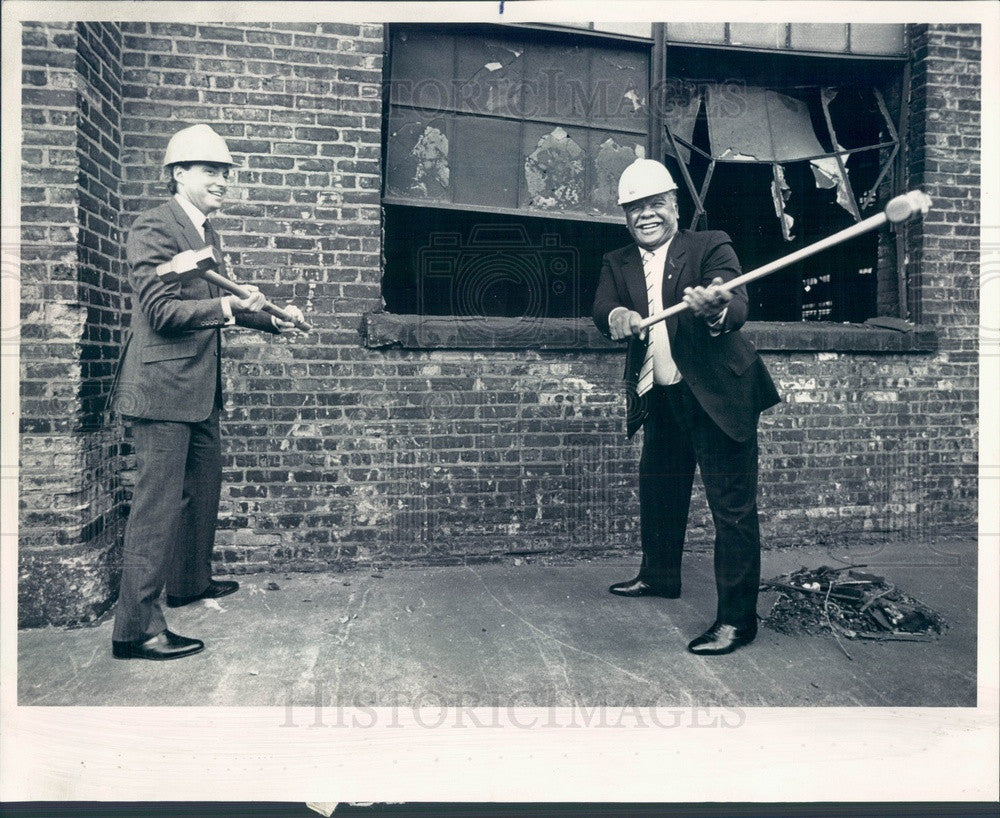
{"left": 641, "top": 236, "right": 673, "bottom": 264}
{"left": 174, "top": 193, "right": 207, "bottom": 233}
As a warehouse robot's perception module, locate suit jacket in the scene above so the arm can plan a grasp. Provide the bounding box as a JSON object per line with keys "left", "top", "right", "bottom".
{"left": 112, "top": 198, "right": 277, "bottom": 422}
{"left": 593, "top": 229, "right": 780, "bottom": 442}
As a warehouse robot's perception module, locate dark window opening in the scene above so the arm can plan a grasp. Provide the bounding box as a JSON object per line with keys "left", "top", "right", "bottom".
{"left": 380, "top": 26, "right": 905, "bottom": 328}
{"left": 676, "top": 145, "right": 880, "bottom": 323}
{"left": 381, "top": 23, "right": 649, "bottom": 321}
{"left": 382, "top": 203, "right": 631, "bottom": 319}
{"left": 659, "top": 44, "right": 903, "bottom": 323}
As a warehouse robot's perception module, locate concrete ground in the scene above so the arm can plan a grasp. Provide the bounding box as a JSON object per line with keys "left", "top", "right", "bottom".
{"left": 18, "top": 535, "right": 978, "bottom": 707}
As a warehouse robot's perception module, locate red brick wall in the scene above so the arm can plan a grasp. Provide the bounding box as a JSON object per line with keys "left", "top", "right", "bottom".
{"left": 18, "top": 22, "right": 980, "bottom": 626}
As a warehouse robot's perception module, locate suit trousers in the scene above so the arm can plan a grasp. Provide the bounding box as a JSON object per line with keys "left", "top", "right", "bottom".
{"left": 112, "top": 408, "right": 222, "bottom": 642}
{"left": 638, "top": 382, "right": 761, "bottom": 628}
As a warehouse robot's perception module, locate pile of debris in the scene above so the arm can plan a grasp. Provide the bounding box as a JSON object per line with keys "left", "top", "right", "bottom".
{"left": 760, "top": 565, "right": 947, "bottom": 656}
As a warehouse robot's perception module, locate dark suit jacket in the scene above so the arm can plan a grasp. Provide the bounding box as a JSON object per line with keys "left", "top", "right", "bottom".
{"left": 593, "top": 229, "right": 780, "bottom": 442}
{"left": 112, "top": 198, "right": 276, "bottom": 422}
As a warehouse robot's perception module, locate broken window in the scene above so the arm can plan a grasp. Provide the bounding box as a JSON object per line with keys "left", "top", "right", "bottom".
{"left": 381, "top": 24, "right": 649, "bottom": 319}
{"left": 381, "top": 28, "right": 906, "bottom": 327}
{"left": 656, "top": 45, "right": 905, "bottom": 322}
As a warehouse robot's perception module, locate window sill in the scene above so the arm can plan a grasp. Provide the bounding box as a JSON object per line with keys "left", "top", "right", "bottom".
{"left": 362, "top": 313, "right": 938, "bottom": 354}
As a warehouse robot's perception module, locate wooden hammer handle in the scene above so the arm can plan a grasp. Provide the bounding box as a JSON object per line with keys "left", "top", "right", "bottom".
{"left": 202, "top": 270, "right": 312, "bottom": 332}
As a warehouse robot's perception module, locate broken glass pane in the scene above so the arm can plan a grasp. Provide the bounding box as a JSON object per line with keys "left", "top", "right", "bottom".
{"left": 592, "top": 136, "right": 642, "bottom": 214}
{"left": 706, "top": 85, "right": 826, "bottom": 162}
{"left": 661, "top": 81, "right": 702, "bottom": 164}
{"left": 590, "top": 47, "right": 649, "bottom": 132}
{"left": 521, "top": 125, "right": 587, "bottom": 212}
{"left": 455, "top": 35, "right": 526, "bottom": 118}
{"left": 385, "top": 109, "right": 453, "bottom": 203}
{"left": 520, "top": 41, "right": 591, "bottom": 123}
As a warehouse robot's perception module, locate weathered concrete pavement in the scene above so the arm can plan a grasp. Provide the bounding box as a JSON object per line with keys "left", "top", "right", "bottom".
{"left": 18, "top": 536, "right": 978, "bottom": 707}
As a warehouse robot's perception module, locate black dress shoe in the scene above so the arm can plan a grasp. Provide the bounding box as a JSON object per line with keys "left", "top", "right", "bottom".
{"left": 608, "top": 577, "right": 680, "bottom": 598}
{"left": 112, "top": 629, "right": 205, "bottom": 660}
{"left": 687, "top": 621, "right": 757, "bottom": 656}
{"left": 166, "top": 579, "right": 240, "bottom": 608}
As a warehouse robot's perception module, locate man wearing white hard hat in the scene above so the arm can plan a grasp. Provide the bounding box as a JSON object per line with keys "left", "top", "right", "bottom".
{"left": 593, "top": 158, "right": 780, "bottom": 656}
{"left": 109, "top": 124, "right": 305, "bottom": 660}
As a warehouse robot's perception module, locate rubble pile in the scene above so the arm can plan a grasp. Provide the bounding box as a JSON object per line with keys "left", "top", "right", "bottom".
{"left": 761, "top": 565, "right": 947, "bottom": 643}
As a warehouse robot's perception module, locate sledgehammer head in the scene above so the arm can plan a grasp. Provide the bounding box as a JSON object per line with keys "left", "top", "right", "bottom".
{"left": 885, "top": 190, "right": 933, "bottom": 223}
{"left": 155, "top": 246, "right": 220, "bottom": 283}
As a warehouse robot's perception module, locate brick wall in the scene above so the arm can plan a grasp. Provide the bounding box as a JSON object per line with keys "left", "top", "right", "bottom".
{"left": 116, "top": 22, "right": 387, "bottom": 572}
{"left": 19, "top": 22, "right": 127, "bottom": 627}
{"left": 903, "top": 24, "right": 980, "bottom": 527}
{"left": 18, "top": 22, "right": 980, "bottom": 626}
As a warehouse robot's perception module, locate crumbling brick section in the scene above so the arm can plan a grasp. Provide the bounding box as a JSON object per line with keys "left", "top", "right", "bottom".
{"left": 19, "top": 22, "right": 127, "bottom": 627}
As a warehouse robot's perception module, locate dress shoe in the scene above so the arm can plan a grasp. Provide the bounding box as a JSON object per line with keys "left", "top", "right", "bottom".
{"left": 687, "top": 621, "right": 757, "bottom": 656}
{"left": 166, "top": 578, "right": 239, "bottom": 608}
{"left": 112, "top": 629, "right": 205, "bottom": 660}
{"left": 608, "top": 576, "right": 680, "bottom": 598}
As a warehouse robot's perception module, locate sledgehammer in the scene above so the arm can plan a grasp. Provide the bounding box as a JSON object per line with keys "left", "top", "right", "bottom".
{"left": 156, "top": 246, "right": 312, "bottom": 332}
{"left": 638, "top": 190, "right": 933, "bottom": 332}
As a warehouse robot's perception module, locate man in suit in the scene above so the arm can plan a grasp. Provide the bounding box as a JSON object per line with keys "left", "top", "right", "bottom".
{"left": 111, "top": 124, "right": 305, "bottom": 660}
{"left": 593, "top": 158, "right": 781, "bottom": 656}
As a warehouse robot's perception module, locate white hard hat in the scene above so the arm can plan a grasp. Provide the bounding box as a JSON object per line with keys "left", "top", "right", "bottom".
{"left": 617, "top": 159, "right": 677, "bottom": 205}
{"left": 163, "top": 124, "right": 235, "bottom": 167}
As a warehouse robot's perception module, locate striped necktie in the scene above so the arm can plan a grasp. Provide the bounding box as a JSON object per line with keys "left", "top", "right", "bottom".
{"left": 636, "top": 249, "right": 678, "bottom": 397}
{"left": 636, "top": 251, "right": 657, "bottom": 396}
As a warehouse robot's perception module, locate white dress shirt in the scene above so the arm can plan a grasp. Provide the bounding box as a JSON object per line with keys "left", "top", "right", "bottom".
{"left": 609, "top": 239, "right": 682, "bottom": 386}
{"left": 609, "top": 238, "right": 729, "bottom": 384}
{"left": 173, "top": 194, "right": 236, "bottom": 325}
{"left": 174, "top": 193, "right": 207, "bottom": 241}
{"left": 641, "top": 241, "right": 682, "bottom": 386}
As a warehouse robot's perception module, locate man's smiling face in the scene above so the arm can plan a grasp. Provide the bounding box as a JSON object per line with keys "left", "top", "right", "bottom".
{"left": 623, "top": 192, "right": 679, "bottom": 251}
{"left": 173, "top": 162, "right": 231, "bottom": 215}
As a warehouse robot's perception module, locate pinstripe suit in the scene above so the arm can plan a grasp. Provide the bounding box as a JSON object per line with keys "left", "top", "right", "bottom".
{"left": 111, "top": 198, "right": 276, "bottom": 642}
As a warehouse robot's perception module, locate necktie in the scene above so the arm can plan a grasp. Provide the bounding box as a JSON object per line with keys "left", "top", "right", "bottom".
{"left": 636, "top": 250, "right": 678, "bottom": 397}
{"left": 637, "top": 252, "right": 657, "bottom": 396}
{"left": 202, "top": 220, "right": 223, "bottom": 295}
{"left": 203, "top": 219, "right": 218, "bottom": 248}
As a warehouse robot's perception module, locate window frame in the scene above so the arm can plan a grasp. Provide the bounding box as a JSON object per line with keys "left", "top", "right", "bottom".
{"left": 653, "top": 37, "right": 910, "bottom": 325}
{"left": 367, "top": 23, "right": 933, "bottom": 353}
